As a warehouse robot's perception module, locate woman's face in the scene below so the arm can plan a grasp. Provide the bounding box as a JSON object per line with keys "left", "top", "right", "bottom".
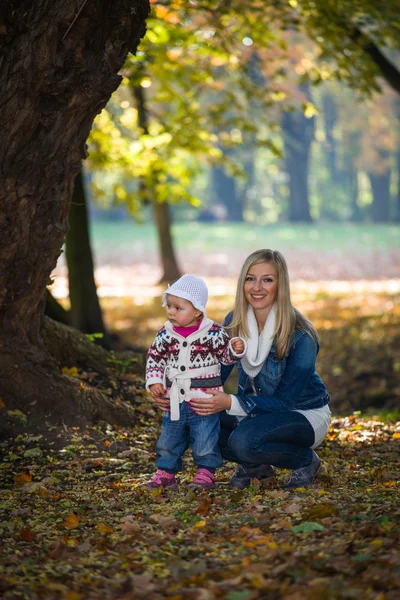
{"left": 244, "top": 261, "right": 278, "bottom": 313}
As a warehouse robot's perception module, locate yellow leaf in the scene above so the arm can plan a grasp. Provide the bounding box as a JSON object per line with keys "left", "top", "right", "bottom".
{"left": 13, "top": 471, "right": 32, "bottom": 487}
{"left": 97, "top": 523, "right": 113, "bottom": 535}
{"left": 62, "top": 366, "right": 79, "bottom": 377}
{"left": 191, "top": 519, "right": 206, "bottom": 530}
{"left": 392, "top": 433, "right": 400, "bottom": 439}
{"left": 369, "top": 539, "right": 384, "bottom": 548}
{"left": 303, "top": 102, "right": 318, "bottom": 118}
{"left": 65, "top": 593, "right": 83, "bottom": 600}
{"left": 305, "top": 503, "right": 338, "bottom": 520}
{"left": 62, "top": 512, "right": 80, "bottom": 530}
{"left": 266, "top": 541, "right": 278, "bottom": 550}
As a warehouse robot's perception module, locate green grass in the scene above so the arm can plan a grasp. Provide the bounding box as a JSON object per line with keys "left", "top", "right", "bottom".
{"left": 89, "top": 221, "right": 400, "bottom": 256}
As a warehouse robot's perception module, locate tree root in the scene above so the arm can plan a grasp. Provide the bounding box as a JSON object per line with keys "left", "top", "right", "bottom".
{"left": 0, "top": 318, "right": 144, "bottom": 436}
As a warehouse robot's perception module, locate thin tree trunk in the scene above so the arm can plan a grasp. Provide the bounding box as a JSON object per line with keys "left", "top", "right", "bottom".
{"left": 66, "top": 171, "right": 111, "bottom": 347}
{"left": 0, "top": 0, "right": 149, "bottom": 424}
{"left": 153, "top": 201, "right": 182, "bottom": 282}
{"left": 322, "top": 93, "right": 338, "bottom": 180}
{"left": 346, "top": 169, "right": 362, "bottom": 222}
{"left": 132, "top": 82, "right": 181, "bottom": 283}
{"left": 45, "top": 290, "right": 71, "bottom": 325}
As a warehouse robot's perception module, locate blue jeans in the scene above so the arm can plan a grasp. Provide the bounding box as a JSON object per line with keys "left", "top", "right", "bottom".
{"left": 219, "top": 411, "right": 316, "bottom": 470}
{"left": 155, "top": 402, "right": 223, "bottom": 473}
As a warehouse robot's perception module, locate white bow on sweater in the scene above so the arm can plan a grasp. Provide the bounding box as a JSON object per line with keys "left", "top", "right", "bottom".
{"left": 240, "top": 304, "right": 276, "bottom": 378}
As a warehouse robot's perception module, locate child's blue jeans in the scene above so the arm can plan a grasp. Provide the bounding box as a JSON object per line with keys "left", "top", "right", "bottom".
{"left": 155, "top": 402, "right": 222, "bottom": 473}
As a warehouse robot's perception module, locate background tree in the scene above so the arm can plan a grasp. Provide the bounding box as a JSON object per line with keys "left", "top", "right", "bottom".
{"left": 66, "top": 171, "right": 111, "bottom": 346}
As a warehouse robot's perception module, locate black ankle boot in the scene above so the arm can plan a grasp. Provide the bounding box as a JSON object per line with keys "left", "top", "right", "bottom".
{"left": 284, "top": 451, "right": 321, "bottom": 490}
{"left": 229, "top": 464, "right": 274, "bottom": 489}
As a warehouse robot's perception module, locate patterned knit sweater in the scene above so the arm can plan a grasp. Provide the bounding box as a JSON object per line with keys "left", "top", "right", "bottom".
{"left": 146, "top": 318, "right": 246, "bottom": 420}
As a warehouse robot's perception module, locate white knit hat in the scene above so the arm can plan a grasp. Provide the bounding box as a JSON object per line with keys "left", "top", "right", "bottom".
{"left": 162, "top": 274, "right": 208, "bottom": 316}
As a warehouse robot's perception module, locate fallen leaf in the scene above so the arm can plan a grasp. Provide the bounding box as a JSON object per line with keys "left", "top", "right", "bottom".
{"left": 97, "top": 522, "right": 113, "bottom": 535}
{"left": 130, "top": 573, "right": 155, "bottom": 596}
{"left": 191, "top": 519, "right": 206, "bottom": 530}
{"left": 194, "top": 494, "right": 212, "bottom": 516}
{"left": 120, "top": 515, "right": 141, "bottom": 534}
{"left": 62, "top": 366, "right": 79, "bottom": 377}
{"left": 17, "top": 527, "right": 36, "bottom": 542}
{"left": 13, "top": 471, "right": 32, "bottom": 487}
{"left": 62, "top": 512, "right": 80, "bottom": 530}
{"left": 292, "top": 521, "right": 325, "bottom": 533}
{"left": 304, "top": 503, "right": 338, "bottom": 520}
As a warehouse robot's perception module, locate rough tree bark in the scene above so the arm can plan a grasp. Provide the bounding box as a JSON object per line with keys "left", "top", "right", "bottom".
{"left": 0, "top": 0, "right": 150, "bottom": 427}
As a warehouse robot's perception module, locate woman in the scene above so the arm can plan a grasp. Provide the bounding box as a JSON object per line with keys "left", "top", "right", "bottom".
{"left": 189, "top": 249, "right": 331, "bottom": 490}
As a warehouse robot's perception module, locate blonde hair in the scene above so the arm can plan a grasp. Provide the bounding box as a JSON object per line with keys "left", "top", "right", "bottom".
{"left": 227, "top": 249, "right": 317, "bottom": 359}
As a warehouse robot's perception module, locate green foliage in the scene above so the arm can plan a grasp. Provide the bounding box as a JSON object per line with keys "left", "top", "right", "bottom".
{"left": 87, "top": 0, "right": 400, "bottom": 219}
{"left": 85, "top": 333, "right": 104, "bottom": 342}
{"left": 292, "top": 521, "right": 325, "bottom": 532}
{"left": 7, "top": 409, "right": 27, "bottom": 425}
{"left": 107, "top": 355, "right": 138, "bottom": 375}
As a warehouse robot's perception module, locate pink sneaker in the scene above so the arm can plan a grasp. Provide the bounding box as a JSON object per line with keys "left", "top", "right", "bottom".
{"left": 140, "top": 469, "right": 178, "bottom": 489}
{"left": 189, "top": 468, "right": 215, "bottom": 489}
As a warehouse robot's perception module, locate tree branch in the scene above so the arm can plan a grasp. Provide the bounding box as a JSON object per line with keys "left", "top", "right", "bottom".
{"left": 353, "top": 27, "right": 400, "bottom": 95}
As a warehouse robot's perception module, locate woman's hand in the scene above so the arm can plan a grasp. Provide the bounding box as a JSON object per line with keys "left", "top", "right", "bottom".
{"left": 189, "top": 389, "right": 232, "bottom": 416}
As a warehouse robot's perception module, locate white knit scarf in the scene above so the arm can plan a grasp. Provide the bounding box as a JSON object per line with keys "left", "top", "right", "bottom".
{"left": 240, "top": 304, "right": 276, "bottom": 378}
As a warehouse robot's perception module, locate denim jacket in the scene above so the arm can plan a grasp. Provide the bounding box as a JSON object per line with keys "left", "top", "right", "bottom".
{"left": 221, "top": 312, "right": 330, "bottom": 415}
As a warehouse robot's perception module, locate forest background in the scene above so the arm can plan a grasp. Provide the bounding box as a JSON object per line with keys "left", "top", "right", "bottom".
{"left": 0, "top": 1, "right": 399, "bottom": 599}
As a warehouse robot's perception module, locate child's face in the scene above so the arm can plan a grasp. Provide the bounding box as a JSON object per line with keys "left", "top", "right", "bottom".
{"left": 165, "top": 294, "right": 202, "bottom": 327}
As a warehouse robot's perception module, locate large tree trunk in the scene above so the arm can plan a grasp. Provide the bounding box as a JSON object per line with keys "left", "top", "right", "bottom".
{"left": 281, "top": 85, "right": 315, "bottom": 223}
{"left": 132, "top": 82, "right": 181, "bottom": 283}
{"left": 66, "top": 170, "right": 111, "bottom": 347}
{"left": 0, "top": 0, "right": 149, "bottom": 425}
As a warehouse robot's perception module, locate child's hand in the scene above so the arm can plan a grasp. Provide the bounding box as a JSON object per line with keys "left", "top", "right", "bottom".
{"left": 231, "top": 337, "right": 245, "bottom": 354}
{"left": 149, "top": 383, "right": 170, "bottom": 412}
{"left": 149, "top": 383, "right": 166, "bottom": 399}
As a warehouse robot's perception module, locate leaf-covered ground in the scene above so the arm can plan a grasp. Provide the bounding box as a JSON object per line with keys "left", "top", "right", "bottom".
{"left": 1, "top": 287, "right": 399, "bottom": 599}
{"left": 1, "top": 411, "right": 400, "bottom": 600}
